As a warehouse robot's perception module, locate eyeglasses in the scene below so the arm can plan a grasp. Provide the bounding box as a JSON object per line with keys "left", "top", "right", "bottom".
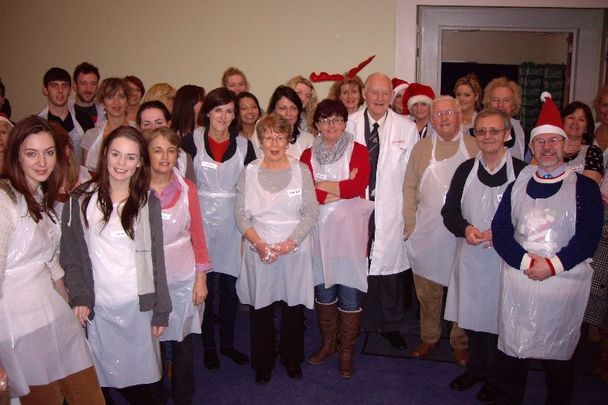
{"left": 431, "top": 110, "right": 459, "bottom": 119}
{"left": 318, "top": 117, "right": 344, "bottom": 126}
{"left": 474, "top": 127, "right": 506, "bottom": 137}
{"left": 262, "top": 136, "right": 288, "bottom": 144}
{"left": 532, "top": 137, "right": 564, "bottom": 147}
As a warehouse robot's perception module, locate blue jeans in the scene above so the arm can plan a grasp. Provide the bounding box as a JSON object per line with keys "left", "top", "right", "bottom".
{"left": 315, "top": 284, "right": 361, "bottom": 311}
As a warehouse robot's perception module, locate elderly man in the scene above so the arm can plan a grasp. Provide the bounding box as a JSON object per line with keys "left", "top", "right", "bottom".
{"left": 441, "top": 108, "right": 527, "bottom": 401}
{"left": 346, "top": 73, "right": 418, "bottom": 349}
{"left": 491, "top": 93, "right": 603, "bottom": 404}
{"left": 404, "top": 95, "right": 478, "bottom": 364}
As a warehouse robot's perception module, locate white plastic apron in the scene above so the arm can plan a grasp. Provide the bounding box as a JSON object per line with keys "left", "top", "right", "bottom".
{"left": 565, "top": 144, "right": 588, "bottom": 175}
{"left": 310, "top": 140, "right": 374, "bottom": 292}
{"left": 84, "top": 122, "right": 106, "bottom": 171}
{"left": 407, "top": 132, "right": 471, "bottom": 286}
{"left": 236, "top": 158, "right": 315, "bottom": 309}
{"left": 194, "top": 129, "right": 246, "bottom": 277}
{"left": 498, "top": 166, "right": 592, "bottom": 360}
{"left": 444, "top": 151, "right": 515, "bottom": 333}
{"left": 86, "top": 195, "right": 161, "bottom": 387}
{"left": 0, "top": 193, "right": 92, "bottom": 397}
{"left": 509, "top": 118, "right": 526, "bottom": 162}
{"left": 160, "top": 172, "right": 203, "bottom": 342}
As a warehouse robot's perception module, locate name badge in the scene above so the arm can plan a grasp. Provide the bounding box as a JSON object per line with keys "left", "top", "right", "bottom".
{"left": 110, "top": 230, "right": 127, "bottom": 238}
{"left": 315, "top": 173, "right": 328, "bottom": 181}
{"left": 287, "top": 188, "right": 302, "bottom": 197}
{"left": 162, "top": 212, "right": 171, "bottom": 220}
{"left": 201, "top": 161, "right": 217, "bottom": 170}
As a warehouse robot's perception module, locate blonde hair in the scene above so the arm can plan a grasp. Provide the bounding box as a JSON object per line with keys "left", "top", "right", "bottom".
{"left": 286, "top": 75, "right": 317, "bottom": 131}
{"left": 482, "top": 77, "right": 522, "bottom": 115}
{"left": 222, "top": 67, "right": 249, "bottom": 89}
{"left": 453, "top": 73, "right": 482, "bottom": 111}
{"left": 328, "top": 76, "right": 364, "bottom": 107}
{"left": 142, "top": 83, "right": 176, "bottom": 110}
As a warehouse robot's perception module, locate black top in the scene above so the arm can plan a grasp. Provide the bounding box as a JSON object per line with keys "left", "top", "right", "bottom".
{"left": 47, "top": 109, "right": 94, "bottom": 133}
{"left": 442, "top": 156, "right": 527, "bottom": 237}
{"left": 181, "top": 128, "right": 256, "bottom": 165}
{"left": 564, "top": 144, "right": 604, "bottom": 175}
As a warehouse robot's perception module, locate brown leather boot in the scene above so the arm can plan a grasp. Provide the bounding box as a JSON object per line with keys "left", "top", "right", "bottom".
{"left": 338, "top": 308, "right": 361, "bottom": 378}
{"left": 308, "top": 300, "right": 338, "bottom": 365}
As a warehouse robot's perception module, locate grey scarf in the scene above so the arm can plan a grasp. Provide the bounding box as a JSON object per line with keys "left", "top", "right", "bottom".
{"left": 312, "top": 131, "right": 354, "bottom": 165}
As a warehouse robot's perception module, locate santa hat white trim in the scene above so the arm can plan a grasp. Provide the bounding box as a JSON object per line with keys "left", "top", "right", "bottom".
{"left": 407, "top": 94, "right": 433, "bottom": 110}
{"left": 530, "top": 124, "right": 567, "bottom": 139}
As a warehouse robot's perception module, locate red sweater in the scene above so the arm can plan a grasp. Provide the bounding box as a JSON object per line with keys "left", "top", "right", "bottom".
{"left": 300, "top": 141, "right": 370, "bottom": 204}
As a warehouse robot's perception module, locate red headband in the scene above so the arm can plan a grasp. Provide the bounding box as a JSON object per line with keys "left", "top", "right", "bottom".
{"left": 309, "top": 55, "right": 375, "bottom": 83}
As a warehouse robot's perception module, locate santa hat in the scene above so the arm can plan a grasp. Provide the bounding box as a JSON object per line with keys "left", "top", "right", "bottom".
{"left": 530, "top": 92, "right": 567, "bottom": 140}
{"left": 402, "top": 83, "right": 435, "bottom": 115}
{"left": 391, "top": 78, "right": 409, "bottom": 96}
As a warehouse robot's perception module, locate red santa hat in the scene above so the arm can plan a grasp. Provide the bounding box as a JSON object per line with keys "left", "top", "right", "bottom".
{"left": 391, "top": 78, "right": 409, "bottom": 96}
{"left": 530, "top": 92, "right": 567, "bottom": 140}
{"left": 402, "top": 83, "right": 435, "bottom": 115}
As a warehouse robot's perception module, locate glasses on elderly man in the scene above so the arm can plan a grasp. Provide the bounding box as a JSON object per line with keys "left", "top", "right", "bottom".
{"left": 431, "top": 110, "right": 459, "bottom": 119}
{"left": 474, "top": 127, "right": 506, "bottom": 137}
{"left": 532, "top": 137, "right": 564, "bottom": 147}
{"left": 318, "top": 117, "right": 345, "bottom": 126}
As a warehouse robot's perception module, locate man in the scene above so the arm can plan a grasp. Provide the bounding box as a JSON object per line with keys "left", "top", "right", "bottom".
{"left": 483, "top": 77, "right": 527, "bottom": 161}
{"left": 441, "top": 108, "right": 527, "bottom": 401}
{"left": 346, "top": 73, "right": 418, "bottom": 349}
{"left": 38, "top": 67, "right": 94, "bottom": 163}
{"left": 72, "top": 62, "right": 103, "bottom": 124}
{"left": 404, "top": 95, "right": 478, "bottom": 364}
{"left": 492, "top": 93, "right": 603, "bottom": 404}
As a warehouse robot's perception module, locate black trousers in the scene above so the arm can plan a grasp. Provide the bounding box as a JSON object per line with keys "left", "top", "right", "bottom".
{"left": 494, "top": 350, "right": 576, "bottom": 405}
{"left": 364, "top": 273, "right": 406, "bottom": 332}
{"left": 102, "top": 381, "right": 163, "bottom": 405}
{"left": 161, "top": 334, "right": 195, "bottom": 404}
{"left": 465, "top": 329, "right": 498, "bottom": 381}
{"left": 201, "top": 272, "right": 239, "bottom": 349}
{"left": 249, "top": 302, "right": 304, "bottom": 374}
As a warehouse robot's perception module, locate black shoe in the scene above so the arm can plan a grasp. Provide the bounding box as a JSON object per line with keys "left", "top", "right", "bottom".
{"left": 286, "top": 365, "right": 303, "bottom": 380}
{"left": 476, "top": 381, "right": 497, "bottom": 402}
{"left": 449, "top": 372, "right": 480, "bottom": 391}
{"left": 203, "top": 348, "right": 220, "bottom": 369}
{"left": 220, "top": 347, "right": 249, "bottom": 365}
{"left": 255, "top": 371, "right": 271, "bottom": 385}
{"left": 380, "top": 331, "right": 407, "bottom": 350}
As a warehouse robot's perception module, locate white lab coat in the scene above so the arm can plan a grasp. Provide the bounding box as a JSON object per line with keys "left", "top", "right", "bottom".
{"left": 346, "top": 109, "right": 418, "bottom": 275}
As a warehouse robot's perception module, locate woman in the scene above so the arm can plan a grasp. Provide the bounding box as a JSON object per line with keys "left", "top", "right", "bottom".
{"left": 236, "top": 112, "right": 319, "bottom": 384}
{"left": 0, "top": 116, "right": 103, "bottom": 403}
{"left": 81, "top": 78, "right": 132, "bottom": 172}
{"left": 236, "top": 91, "right": 261, "bottom": 140}
{"left": 145, "top": 127, "right": 211, "bottom": 404}
{"left": 562, "top": 101, "right": 603, "bottom": 182}
{"left": 402, "top": 82, "right": 435, "bottom": 139}
{"left": 483, "top": 77, "right": 526, "bottom": 161}
{"left": 171, "top": 85, "right": 206, "bottom": 139}
{"left": 0, "top": 116, "right": 13, "bottom": 178}
{"left": 287, "top": 76, "right": 318, "bottom": 133}
{"left": 124, "top": 75, "right": 145, "bottom": 123}
{"left": 181, "top": 88, "right": 256, "bottom": 370}
{"left": 61, "top": 126, "right": 170, "bottom": 404}
{"left": 593, "top": 85, "right": 608, "bottom": 161}
{"left": 328, "top": 76, "right": 365, "bottom": 116}
{"left": 454, "top": 74, "right": 482, "bottom": 136}
{"left": 252, "top": 86, "right": 315, "bottom": 159}
{"left": 300, "top": 99, "right": 372, "bottom": 378}
{"left": 143, "top": 83, "right": 177, "bottom": 113}
{"left": 222, "top": 67, "right": 249, "bottom": 95}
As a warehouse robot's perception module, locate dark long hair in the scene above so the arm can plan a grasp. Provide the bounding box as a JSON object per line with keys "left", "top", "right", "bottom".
{"left": 267, "top": 85, "right": 302, "bottom": 144}
{"left": 82, "top": 126, "right": 150, "bottom": 239}
{"left": 562, "top": 101, "right": 595, "bottom": 146}
{"left": 172, "top": 85, "right": 206, "bottom": 137}
{"left": 6, "top": 116, "right": 64, "bottom": 222}
{"left": 235, "top": 91, "right": 261, "bottom": 133}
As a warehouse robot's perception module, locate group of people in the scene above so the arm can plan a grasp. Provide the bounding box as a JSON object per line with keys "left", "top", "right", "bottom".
{"left": 0, "top": 60, "right": 606, "bottom": 405}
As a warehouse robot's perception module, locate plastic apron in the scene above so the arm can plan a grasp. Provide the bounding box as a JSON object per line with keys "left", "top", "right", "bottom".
{"left": 236, "top": 158, "right": 315, "bottom": 309}
{"left": 0, "top": 193, "right": 92, "bottom": 397}
{"left": 444, "top": 152, "right": 515, "bottom": 334}
{"left": 160, "top": 172, "right": 203, "bottom": 342}
{"left": 407, "top": 132, "right": 471, "bottom": 286}
{"left": 84, "top": 122, "right": 106, "bottom": 171}
{"left": 565, "top": 144, "right": 588, "bottom": 175}
{"left": 194, "top": 130, "right": 246, "bottom": 277}
{"left": 310, "top": 140, "right": 374, "bottom": 292}
{"left": 509, "top": 118, "right": 526, "bottom": 162}
{"left": 86, "top": 194, "right": 161, "bottom": 388}
{"left": 498, "top": 166, "right": 592, "bottom": 360}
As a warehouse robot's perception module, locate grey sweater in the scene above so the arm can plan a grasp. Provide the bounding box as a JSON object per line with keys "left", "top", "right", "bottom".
{"left": 60, "top": 186, "right": 172, "bottom": 326}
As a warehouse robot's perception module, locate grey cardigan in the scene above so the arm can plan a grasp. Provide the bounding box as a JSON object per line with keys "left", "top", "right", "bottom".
{"left": 60, "top": 186, "right": 171, "bottom": 326}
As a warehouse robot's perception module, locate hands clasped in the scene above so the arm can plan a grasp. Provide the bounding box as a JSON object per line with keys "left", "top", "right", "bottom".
{"left": 254, "top": 240, "right": 297, "bottom": 264}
